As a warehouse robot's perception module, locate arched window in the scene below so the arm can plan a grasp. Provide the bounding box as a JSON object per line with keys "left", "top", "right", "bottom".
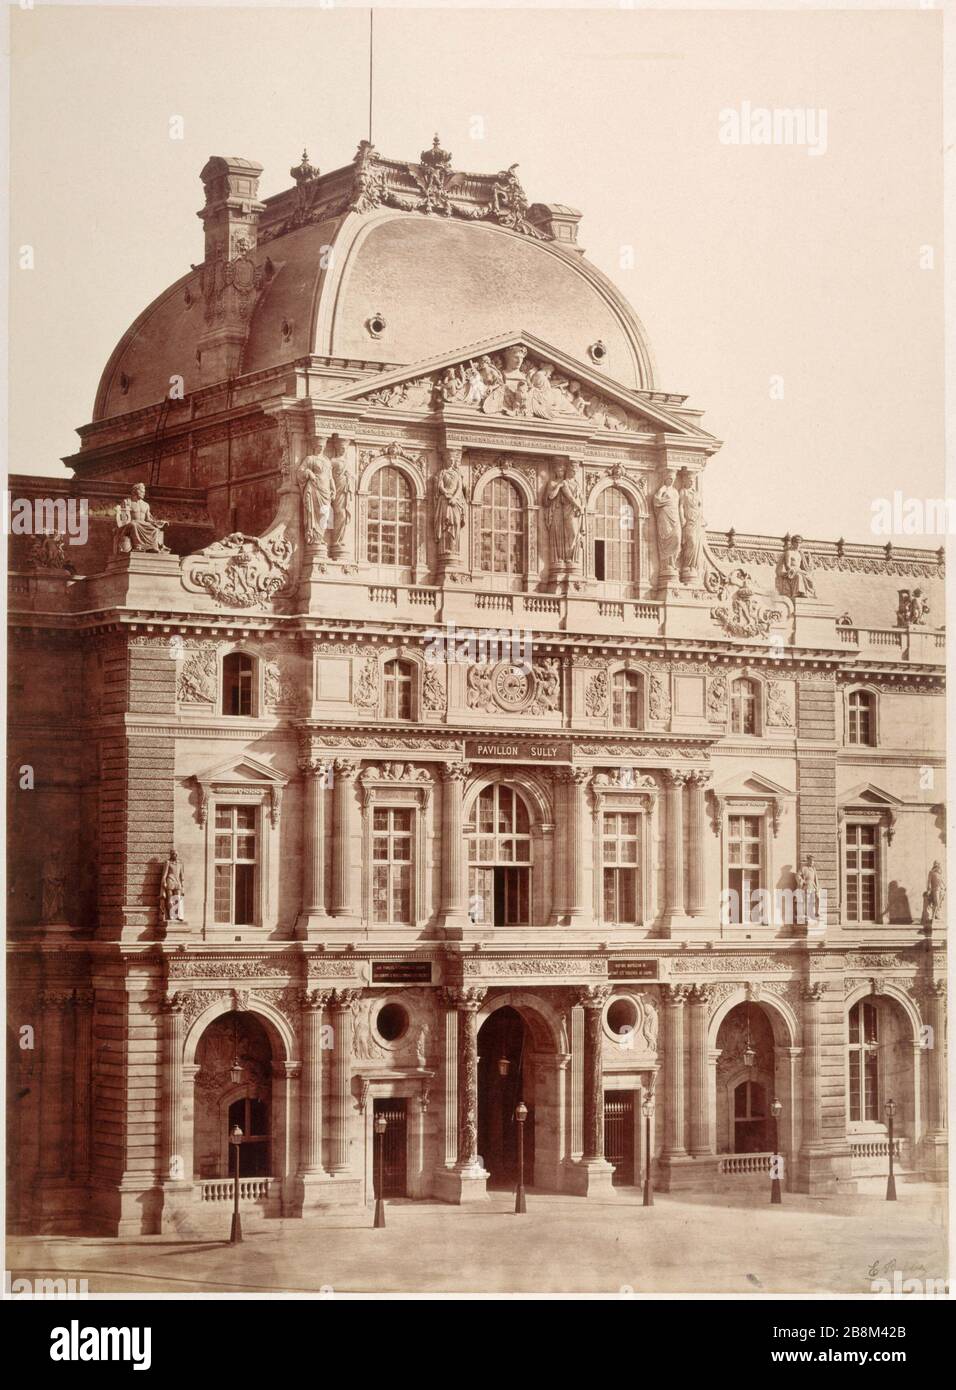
{"left": 611, "top": 670, "right": 642, "bottom": 728}
{"left": 848, "top": 690, "right": 874, "bottom": 746}
{"left": 222, "top": 652, "right": 255, "bottom": 717}
{"left": 848, "top": 999, "right": 879, "bottom": 1121}
{"left": 367, "top": 467, "right": 413, "bottom": 566}
{"left": 383, "top": 659, "right": 413, "bottom": 721}
{"left": 730, "top": 677, "right": 758, "bottom": 735}
{"left": 479, "top": 477, "right": 525, "bottom": 574}
{"left": 592, "top": 486, "right": 637, "bottom": 582}
{"left": 466, "top": 785, "right": 532, "bottom": 926}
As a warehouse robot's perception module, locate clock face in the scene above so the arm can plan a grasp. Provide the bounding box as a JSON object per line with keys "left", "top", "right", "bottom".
{"left": 493, "top": 662, "right": 533, "bottom": 710}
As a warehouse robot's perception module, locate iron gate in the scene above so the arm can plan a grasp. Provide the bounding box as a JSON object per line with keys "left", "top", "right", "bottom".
{"left": 604, "top": 1091, "right": 635, "bottom": 1185}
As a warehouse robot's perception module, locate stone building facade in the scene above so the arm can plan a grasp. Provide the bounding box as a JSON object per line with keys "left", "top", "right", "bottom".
{"left": 7, "top": 139, "right": 947, "bottom": 1236}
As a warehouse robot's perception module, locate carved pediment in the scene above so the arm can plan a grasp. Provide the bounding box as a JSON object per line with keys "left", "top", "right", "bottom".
{"left": 326, "top": 333, "right": 717, "bottom": 441}
{"left": 192, "top": 755, "right": 290, "bottom": 827}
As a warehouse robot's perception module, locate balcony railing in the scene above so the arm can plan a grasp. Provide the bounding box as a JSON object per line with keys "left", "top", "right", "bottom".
{"left": 199, "top": 1177, "right": 274, "bottom": 1203}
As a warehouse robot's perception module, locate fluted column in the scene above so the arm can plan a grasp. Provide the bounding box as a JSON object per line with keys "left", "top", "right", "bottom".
{"left": 39, "top": 989, "right": 69, "bottom": 1179}
{"left": 687, "top": 984, "right": 713, "bottom": 1155}
{"left": 661, "top": 984, "right": 688, "bottom": 1157}
{"left": 331, "top": 760, "right": 358, "bottom": 920}
{"left": 563, "top": 769, "right": 592, "bottom": 922}
{"left": 71, "top": 989, "right": 94, "bottom": 1183}
{"left": 450, "top": 987, "right": 486, "bottom": 1173}
{"left": 298, "top": 757, "right": 329, "bottom": 922}
{"left": 161, "top": 993, "right": 186, "bottom": 1184}
{"left": 923, "top": 980, "right": 947, "bottom": 1135}
{"left": 801, "top": 982, "right": 824, "bottom": 1147}
{"left": 576, "top": 985, "right": 612, "bottom": 1160}
{"left": 329, "top": 989, "right": 360, "bottom": 1172}
{"left": 299, "top": 989, "right": 331, "bottom": 1175}
{"left": 440, "top": 762, "right": 471, "bottom": 934}
{"left": 664, "top": 770, "right": 686, "bottom": 921}
{"left": 686, "top": 770, "right": 710, "bottom": 918}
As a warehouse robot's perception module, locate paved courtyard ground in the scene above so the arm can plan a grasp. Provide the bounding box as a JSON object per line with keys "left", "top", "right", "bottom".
{"left": 6, "top": 1184, "right": 948, "bottom": 1297}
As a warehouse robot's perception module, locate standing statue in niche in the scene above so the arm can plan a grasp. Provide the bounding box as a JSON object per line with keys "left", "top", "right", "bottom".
{"left": 796, "top": 855, "right": 820, "bottom": 924}
{"left": 678, "top": 473, "right": 704, "bottom": 583}
{"left": 653, "top": 470, "right": 682, "bottom": 581}
{"left": 40, "top": 844, "right": 67, "bottom": 924}
{"left": 544, "top": 460, "right": 584, "bottom": 574}
{"left": 298, "top": 444, "right": 336, "bottom": 550}
{"left": 924, "top": 861, "right": 945, "bottom": 925}
{"left": 329, "top": 440, "right": 354, "bottom": 557}
{"left": 160, "top": 849, "right": 186, "bottom": 923}
{"left": 114, "top": 483, "right": 169, "bottom": 554}
{"left": 434, "top": 453, "right": 466, "bottom": 557}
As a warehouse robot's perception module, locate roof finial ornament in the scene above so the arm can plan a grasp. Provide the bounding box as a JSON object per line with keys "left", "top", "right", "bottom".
{"left": 421, "top": 133, "right": 452, "bottom": 170}
{"left": 291, "top": 149, "right": 319, "bottom": 184}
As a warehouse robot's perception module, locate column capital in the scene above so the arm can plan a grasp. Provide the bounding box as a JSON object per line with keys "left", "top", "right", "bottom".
{"left": 561, "top": 767, "right": 593, "bottom": 787}
{"left": 443, "top": 985, "right": 486, "bottom": 1011}
{"left": 688, "top": 768, "right": 712, "bottom": 788}
{"left": 332, "top": 758, "right": 359, "bottom": 781}
{"left": 163, "top": 991, "right": 187, "bottom": 1015}
{"left": 301, "top": 988, "right": 332, "bottom": 1012}
{"left": 573, "top": 984, "right": 611, "bottom": 1010}
{"left": 441, "top": 761, "right": 472, "bottom": 783}
{"left": 298, "top": 755, "right": 331, "bottom": 778}
{"left": 687, "top": 983, "right": 712, "bottom": 1005}
{"left": 661, "top": 983, "right": 690, "bottom": 1006}
{"left": 801, "top": 981, "right": 827, "bottom": 1002}
{"left": 39, "top": 988, "right": 73, "bottom": 1011}
{"left": 665, "top": 768, "right": 688, "bottom": 788}
{"left": 330, "top": 987, "right": 362, "bottom": 1011}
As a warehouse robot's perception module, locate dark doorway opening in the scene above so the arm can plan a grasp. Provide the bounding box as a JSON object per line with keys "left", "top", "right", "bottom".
{"left": 477, "top": 1007, "right": 535, "bottom": 1188}
{"left": 594, "top": 539, "right": 606, "bottom": 581}
{"left": 373, "top": 1098, "right": 408, "bottom": 1197}
{"left": 227, "top": 1096, "right": 270, "bottom": 1176}
{"left": 604, "top": 1091, "right": 635, "bottom": 1185}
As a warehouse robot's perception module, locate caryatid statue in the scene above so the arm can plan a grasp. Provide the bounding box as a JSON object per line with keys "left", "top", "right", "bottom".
{"left": 298, "top": 443, "right": 336, "bottom": 551}
{"left": 434, "top": 451, "right": 466, "bottom": 559}
{"left": 114, "top": 483, "right": 169, "bottom": 554}
{"left": 329, "top": 438, "right": 354, "bottom": 559}
{"left": 544, "top": 460, "right": 584, "bottom": 578}
{"left": 779, "top": 534, "right": 816, "bottom": 599}
{"left": 160, "top": 849, "right": 186, "bottom": 923}
{"left": 653, "top": 469, "right": 682, "bottom": 581}
{"left": 40, "top": 844, "right": 67, "bottom": 924}
{"left": 678, "top": 473, "right": 704, "bottom": 583}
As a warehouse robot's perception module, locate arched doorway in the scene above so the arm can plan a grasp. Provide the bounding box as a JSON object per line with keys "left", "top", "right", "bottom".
{"left": 193, "top": 1012, "right": 273, "bottom": 1179}
{"left": 477, "top": 1006, "right": 536, "bottom": 1187}
{"left": 716, "top": 1003, "right": 777, "bottom": 1154}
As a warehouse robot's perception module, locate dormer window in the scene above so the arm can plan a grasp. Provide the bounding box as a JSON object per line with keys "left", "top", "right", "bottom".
{"left": 222, "top": 653, "right": 255, "bottom": 717}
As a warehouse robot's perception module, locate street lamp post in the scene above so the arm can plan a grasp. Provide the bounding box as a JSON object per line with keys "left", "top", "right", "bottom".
{"left": 373, "top": 1113, "right": 387, "bottom": 1228}
{"left": 770, "top": 1098, "right": 783, "bottom": 1205}
{"left": 514, "top": 1101, "right": 528, "bottom": 1214}
{"left": 885, "top": 1099, "right": 897, "bottom": 1202}
{"left": 642, "top": 1093, "right": 655, "bottom": 1207}
{"left": 229, "top": 1124, "right": 243, "bottom": 1244}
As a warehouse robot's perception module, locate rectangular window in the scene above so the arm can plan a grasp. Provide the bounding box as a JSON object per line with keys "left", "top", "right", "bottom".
{"left": 602, "top": 812, "right": 641, "bottom": 923}
{"left": 372, "top": 807, "right": 413, "bottom": 923}
{"left": 849, "top": 1001, "right": 879, "bottom": 1121}
{"left": 214, "top": 804, "right": 258, "bottom": 925}
{"left": 727, "top": 814, "right": 764, "bottom": 923}
{"left": 845, "top": 823, "right": 878, "bottom": 923}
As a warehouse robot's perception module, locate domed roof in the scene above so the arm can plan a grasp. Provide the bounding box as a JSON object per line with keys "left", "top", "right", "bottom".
{"left": 92, "top": 145, "right": 658, "bottom": 422}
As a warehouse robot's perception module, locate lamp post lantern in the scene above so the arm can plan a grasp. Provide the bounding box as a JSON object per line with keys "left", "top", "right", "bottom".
{"left": 885, "top": 1099, "right": 897, "bottom": 1202}
{"left": 770, "top": 1097, "right": 783, "bottom": 1205}
{"left": 514, "top": 1101, "right": 528, "bottom": 1214}
{"left": 642, "top": 1093, "right": 655, "bottom": 1207}
{"left": 373, "top": 1112, "right": 387, "bottom": 1228}
{"left": 229, "top": 1124, "right": 243, "bottom": 1244}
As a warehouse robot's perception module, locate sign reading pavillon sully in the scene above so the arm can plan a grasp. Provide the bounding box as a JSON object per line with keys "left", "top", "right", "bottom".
{"left": 5, "top": 118, "right": 946, "bottom": 1262}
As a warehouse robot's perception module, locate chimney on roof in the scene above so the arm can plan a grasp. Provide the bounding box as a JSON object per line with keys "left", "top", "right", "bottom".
{"left": 198, "top": 156, "right": 265, "bottom": 263}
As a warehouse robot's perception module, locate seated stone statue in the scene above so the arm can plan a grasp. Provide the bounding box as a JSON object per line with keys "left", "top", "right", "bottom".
{"left": 115, "top": 483, "right": 169, "bottom": 554}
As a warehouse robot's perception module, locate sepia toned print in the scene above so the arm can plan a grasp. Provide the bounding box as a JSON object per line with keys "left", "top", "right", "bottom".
{"left": 5, "top": 4, "right": 947, "bottom": 1301}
